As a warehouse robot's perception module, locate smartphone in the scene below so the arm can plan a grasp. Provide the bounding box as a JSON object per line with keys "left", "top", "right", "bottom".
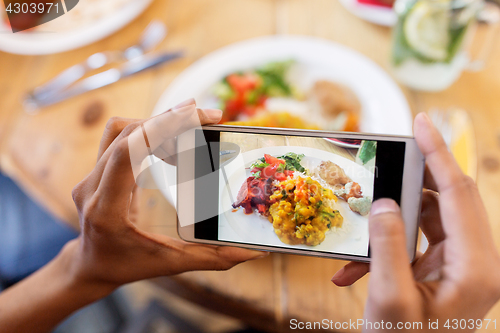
{"left": 177, "top": 125, "right": 424, "bottom": 263}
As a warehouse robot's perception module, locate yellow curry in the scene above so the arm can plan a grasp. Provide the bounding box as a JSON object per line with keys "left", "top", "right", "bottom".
{"left": 269, "top": 176, "right": 343, "bottom": 246}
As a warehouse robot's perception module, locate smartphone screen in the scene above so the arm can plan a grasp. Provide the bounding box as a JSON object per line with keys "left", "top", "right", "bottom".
{"left": 191, "top": 128, "right": 406, "bottom": 259}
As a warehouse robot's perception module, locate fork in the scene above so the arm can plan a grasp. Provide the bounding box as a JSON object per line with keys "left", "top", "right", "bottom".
{"left": 27, "top": 20, "right": 167, "bottom": 102}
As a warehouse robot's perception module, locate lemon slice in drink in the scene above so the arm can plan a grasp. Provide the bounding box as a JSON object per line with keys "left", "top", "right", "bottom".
{"left": 404, "top": 1, "right": 451, "bottom": 61}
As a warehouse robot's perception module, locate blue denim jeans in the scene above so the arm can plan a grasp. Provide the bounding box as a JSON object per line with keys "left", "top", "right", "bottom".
{"left": 0, "top": 172, "right": 78, "bottom": 289}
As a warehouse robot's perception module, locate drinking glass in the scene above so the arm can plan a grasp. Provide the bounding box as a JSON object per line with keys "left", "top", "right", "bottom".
{"left": 391, "top": 0, "right": 499, "bottom": 91}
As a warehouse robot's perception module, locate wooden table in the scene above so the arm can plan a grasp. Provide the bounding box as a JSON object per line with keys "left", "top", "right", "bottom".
{"left": 1, "top": 0, "right": 500, "bottom": 332}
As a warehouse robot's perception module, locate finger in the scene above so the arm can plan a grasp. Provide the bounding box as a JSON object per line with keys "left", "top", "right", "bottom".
{"left": 74, "top": 100, "right": 199, "bottom": 224}
{"left": 195, "top": 108, "right": 223, "bottom": 125}
{"left": 149, "top": 234, "right": 270, "bottom": 272}
{"left": 96, "top": 107, "right": 222, "bottom": 213}
{"left": 72, "top": 117, "right": 142, "bottom": 208}
{"left": 420, "top": 190, "right": 444, "bottom": 246}
{"left": 150, "top": 108, "right": 222, "bottom": 166}
{"left": 368, "top": 199, "right": 415, "bottom": 301}
{"left": 97, "top": 98, "right": 196, "bottom": 166}
{"left": 74, "top": 122, "right": 143, "bottom": 203}
{"left": 331, "top": 261, "right": 369, "bottom": 286}
{"left": 129, "top": 185, "right": 140, "bottom": 224}
{"left": 172, "top": 97, "right": 196, "bottom": 110}
{"left": 153, "top": 138, "right": 177, "bottom": 165}
{"left": 195, "top": 245, "right": 270, "bottom": 270}
{"left": 414, "top": 113, "right": 491, "bottom": 252}
{"left": 127, "top": 107, "right": 222, "bottom": 182}
{"left": 414, "top": 113, "right": 465, "bottom": 194}
{"left": 413, "top": 245, "right": 444, "bottom": 282}
{"left": 96, "top": 107, "right": 197, "bottom": 212}
{"left": 97, "top": 117, "right": 140, "bottom": 162}
{"left": 136, "top": 107, "right": 221, "bottom": 159}
{"left": 423, "top": 165, "right": 438, "bottom": 192}
{"left": 411, "top": 249, "right": 444, "bottom": 282}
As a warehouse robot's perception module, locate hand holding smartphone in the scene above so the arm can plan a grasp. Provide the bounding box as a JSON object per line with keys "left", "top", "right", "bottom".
{"left": 177, "top": 125, "right": 425, "bottom": 263}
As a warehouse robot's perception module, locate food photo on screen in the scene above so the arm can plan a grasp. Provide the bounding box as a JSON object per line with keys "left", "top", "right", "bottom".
{"left": 216, "top": 132, "right": 378, "bottom": 257}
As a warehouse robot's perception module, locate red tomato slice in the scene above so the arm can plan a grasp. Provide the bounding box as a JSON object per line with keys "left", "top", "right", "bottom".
{"left": 284, "top": 170, "right": 294, "bottom": 177}
{"left": 264, "top": 154, "right": 285, "bottom": 165}
{"left": 262, "top": 164, "right": 278, "bottom": 178}
{"left": 226, "top": 73, "right": 260, "bottom": 93}
{"left": 263, "top": 154, "right": 277, "bottom": 164}
{"left": 274, "top": 172, "right": 287, "bottom": 181}
{"left": 225, "top": 98, "right": 244, "bottom": 114}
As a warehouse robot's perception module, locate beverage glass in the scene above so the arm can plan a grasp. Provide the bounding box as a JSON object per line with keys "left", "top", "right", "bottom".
{"left": 391, "top": 0, "right": 499, "bottom": 91}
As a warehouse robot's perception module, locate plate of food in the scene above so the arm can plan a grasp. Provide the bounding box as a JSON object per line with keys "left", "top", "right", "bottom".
{"left": 0, "top": 0, "right": 153, "bottom": 55}
{"left": 152, "top": 35, "right": 412, "bottom": 135}
{"left": 218, "top": 146, "right": 375, "bottom": 256}
{"left": 150, "top": 35, "right": 412, "bottom": 206}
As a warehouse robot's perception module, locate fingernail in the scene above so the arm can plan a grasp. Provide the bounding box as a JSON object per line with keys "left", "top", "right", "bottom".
{"left": 418, "top": 112, "right": 432, "bottom": 125}
{"left": 370, "top": 198, "right": 400, "bottom": 216}
{"left": 172, "top": 104, "right": 196, "bottom": 114}
{"left": 198, "top": 108, "right": 223, "bottom": 122}
{"left": 251, "top": 251, "right": 270, "bottom": 259}
{"left": 331, "top": 266, "right": 345, "bottom": 282}
{"left": 172, "top": 98, "right": 196, "bottom": 111}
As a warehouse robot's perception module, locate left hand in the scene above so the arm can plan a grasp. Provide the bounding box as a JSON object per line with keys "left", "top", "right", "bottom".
{"left": 62, "top": 98, "right": 268, "bottom": 297}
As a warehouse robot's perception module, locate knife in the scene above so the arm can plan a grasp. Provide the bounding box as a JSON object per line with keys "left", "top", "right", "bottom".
{"left": 24, "top": 50, "right": 183, "bottom": 113}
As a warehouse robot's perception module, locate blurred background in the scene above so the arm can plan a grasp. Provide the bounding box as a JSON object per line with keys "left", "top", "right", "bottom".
{"left": 0, "top": 0, "right": 499, "bottom": 332}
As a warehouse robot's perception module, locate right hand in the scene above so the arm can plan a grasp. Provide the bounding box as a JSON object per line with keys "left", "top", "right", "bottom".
{"left": 331, "top": 113, "right": 500, "bottom": 332}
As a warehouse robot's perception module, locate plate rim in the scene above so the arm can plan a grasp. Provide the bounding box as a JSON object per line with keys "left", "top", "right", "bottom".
{"left": 0, "top": 0, "right": 153, "bottom": 55}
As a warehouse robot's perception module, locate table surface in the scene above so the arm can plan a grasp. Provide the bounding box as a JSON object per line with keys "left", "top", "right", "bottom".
{"left": 1, "top": 0, "right": 500, "bottom": 331}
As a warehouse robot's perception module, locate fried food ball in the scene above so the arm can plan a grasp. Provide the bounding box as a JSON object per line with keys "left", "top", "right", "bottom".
{"left": 316, "top": 161, "right": 352, "bottom": 187}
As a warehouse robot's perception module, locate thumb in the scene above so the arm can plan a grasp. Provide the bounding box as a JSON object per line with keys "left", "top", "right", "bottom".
{"left": 368, "top": 199, "right": 414, "bottom": 301}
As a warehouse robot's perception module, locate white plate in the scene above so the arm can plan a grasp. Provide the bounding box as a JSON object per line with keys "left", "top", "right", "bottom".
{"left": 0, "top": 0, "right": 152, "bottom": 55}
{"left": 218, "top": 147, "right": 372, "bottom": 256}
{"left": 339, "top": 0, "right": 397, "bottom": 27}
{"left": 151, "top": 35, "right": 412, "bottom": 205}
{"left": 152, "top": 35, "right": 412, "bottom": 135}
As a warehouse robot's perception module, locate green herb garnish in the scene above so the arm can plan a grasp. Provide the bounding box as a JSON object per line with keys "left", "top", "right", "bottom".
{"left": 250, "top": 160, "right": 269, "bottom": 169}
{"left": 358, "top": 140, "right": 377, "bottom": 165}
{"left": 278, "top": 152, "right": 306, "bottom": 173}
